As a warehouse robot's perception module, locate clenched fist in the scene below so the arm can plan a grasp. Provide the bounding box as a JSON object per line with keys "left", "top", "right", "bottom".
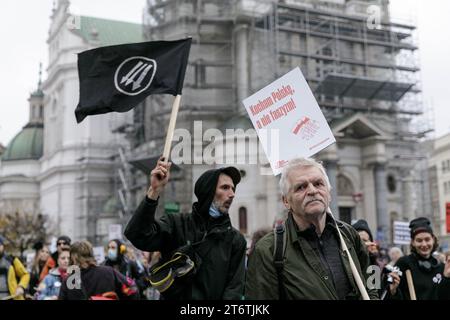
{"left": 147, "top": 156, "right": 172, "bottom": 200}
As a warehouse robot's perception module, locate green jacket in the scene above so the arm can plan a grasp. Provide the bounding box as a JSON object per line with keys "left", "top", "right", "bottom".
{"left": 245, "top": 213, "right": 379, "bottom": 300}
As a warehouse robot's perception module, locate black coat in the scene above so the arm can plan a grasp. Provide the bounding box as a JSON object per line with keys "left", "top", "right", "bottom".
{"left": 103, "top": 256, "right": 148, "bottom": 296}
{"left": 58, "top": 265, "right": 140, "bottom": 300}
{"left": 390, "top": 253, "right": 446, "bottom": 300}
{"left": 124, "top": 168, "right": 247, "bottom": 300}
{"left": 124, "top": 198, "right": 246, "bottom": 300}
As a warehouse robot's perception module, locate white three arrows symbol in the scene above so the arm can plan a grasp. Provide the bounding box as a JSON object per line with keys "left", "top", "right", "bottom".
{"left": 120, "top": 61, "right": 153, "bottom": 91}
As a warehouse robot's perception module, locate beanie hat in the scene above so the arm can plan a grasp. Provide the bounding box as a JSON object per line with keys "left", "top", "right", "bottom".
{"left": 57, "top": 235, "right": 71, "bottom": 245}
{"left": 33, "top": 241, "right": 44, "bottom": 252}
{"left": 409, "top": 217, "right": 433, "bottom": 239}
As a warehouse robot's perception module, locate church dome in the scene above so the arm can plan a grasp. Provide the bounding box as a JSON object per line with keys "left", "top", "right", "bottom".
{"left": 2, "top": 123, "right": 44, "bottom": 161}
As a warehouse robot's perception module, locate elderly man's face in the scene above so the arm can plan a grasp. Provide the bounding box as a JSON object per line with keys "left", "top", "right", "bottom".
{"left": 283, "top": 166, "right": 330, "bottom": 220}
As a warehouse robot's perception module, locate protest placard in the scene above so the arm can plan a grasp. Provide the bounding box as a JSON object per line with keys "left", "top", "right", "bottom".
{"left": 243, "top": 67, "right": 335, "bottom": 175}
{"left": 393, "top": 221, "right": 411, "bottom": 245}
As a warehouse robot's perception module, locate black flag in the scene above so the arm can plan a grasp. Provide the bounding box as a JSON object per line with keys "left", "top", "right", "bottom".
{"left": 75, "top": 38, "right": 192, "bottom": 123}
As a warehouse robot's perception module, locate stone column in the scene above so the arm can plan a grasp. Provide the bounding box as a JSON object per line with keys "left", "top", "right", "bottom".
{"left": 320, "top": 143, "right": 339, "bottom": 219}
{"left": 401, "top": 169, "right": 415, "bottom": 221}
{"left": 235, "top": 24, "right": 249, "bottom": 106}
{"left": 374, "top": 163, "right": 389, "bottom": 245}
{"left": 362, "top": 137, "right": 389, "bottom": 245}
{"left": 324, "top": 160, "right": 339, "bottom": 218}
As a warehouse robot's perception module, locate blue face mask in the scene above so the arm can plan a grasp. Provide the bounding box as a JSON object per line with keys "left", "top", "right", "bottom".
{"left": 107, "top": 249, "right": 118, "bottom": 261}
{"left": 209, "top": 202, "right": 222, "bottom": 218}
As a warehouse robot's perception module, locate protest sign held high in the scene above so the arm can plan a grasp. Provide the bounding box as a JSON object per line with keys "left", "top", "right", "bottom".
{"left": 75, "top": 38, "right": 191, "bottom": 123}
{"left": 243, "top": 67, "right": 336, "bottom": 175}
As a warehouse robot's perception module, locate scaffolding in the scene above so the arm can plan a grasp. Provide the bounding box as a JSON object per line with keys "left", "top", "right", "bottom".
{"left": 258, "top": 2, "right": 421, "bottom": 116}
{"left": 139, "top": 0, "right": 430, "bottom": 126}
{"left": 143, "top": 1, "right": 423, "bottom": 116}
{"left": 113, "top": 0, "right": 433, "bottom": 223}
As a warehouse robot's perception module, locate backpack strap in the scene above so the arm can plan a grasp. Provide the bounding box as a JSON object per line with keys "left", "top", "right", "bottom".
{"left": 273, "top": 221, "right": 287, "bottom": 300}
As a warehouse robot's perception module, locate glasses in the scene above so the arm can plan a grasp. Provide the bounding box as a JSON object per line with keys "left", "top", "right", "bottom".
{"left": 57, "top": 242, "right": 67, "bottom": 246}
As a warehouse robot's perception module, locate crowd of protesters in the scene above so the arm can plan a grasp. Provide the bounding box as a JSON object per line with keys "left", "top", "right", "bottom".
{"left": 0, "top": 220, "right": 448, "bottom": 300}
{"left": 0, "top": 157, "right": 449, "bottom": 300}
{"left": 0, "top": 234, "right": 162, "bottom": 300}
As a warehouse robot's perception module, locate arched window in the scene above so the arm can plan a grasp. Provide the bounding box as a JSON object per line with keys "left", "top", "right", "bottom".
{"left": 238, "top": 207, "right": 248, "bottom": 234}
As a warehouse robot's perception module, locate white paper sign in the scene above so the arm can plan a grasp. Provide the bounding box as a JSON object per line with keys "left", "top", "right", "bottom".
{"left": 93, "top": 246, "right": 105, "bottom": 265}
{"left": 108, "top": 224, "right": 123, "bottom": 241}
{"left": 393, "top": 221, "right": 411, "bottom": 245}
{"left": 242, "top": 67, "right": 336, "bottom": 175}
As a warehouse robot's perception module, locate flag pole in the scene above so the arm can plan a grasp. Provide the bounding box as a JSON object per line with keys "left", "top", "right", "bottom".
{"left": 405, "top": 269, "right": 417, "bottom": 300}
{"left": 328, "top": 207, "right": 371, "bottom": 300}
{"left": 162, "top": 94, "right": 182, "bottom": 162}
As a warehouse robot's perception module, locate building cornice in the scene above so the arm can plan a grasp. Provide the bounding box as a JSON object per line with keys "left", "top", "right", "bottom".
{"left": 38, "top": 162, "right": 115, "bottom": 182}
{"left": 40, "top": 143, "right": 119, "bottom": 162}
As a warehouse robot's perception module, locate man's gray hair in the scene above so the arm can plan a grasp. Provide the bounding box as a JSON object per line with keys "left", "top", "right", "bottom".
{"left": 279, "top": 157, "right": 331, "bottom": 196}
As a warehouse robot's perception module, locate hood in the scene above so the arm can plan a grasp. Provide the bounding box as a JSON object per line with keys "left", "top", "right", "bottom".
{"left": 351, "top": 219, "right": 373, "bottom": 242}
{"left": 192, "top": 166, "right": 241, "bottom": 217}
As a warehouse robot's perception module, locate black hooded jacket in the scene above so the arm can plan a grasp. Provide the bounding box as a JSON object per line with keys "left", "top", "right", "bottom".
{"left": 124, "top": 167, "right": 247, "bottom": 300}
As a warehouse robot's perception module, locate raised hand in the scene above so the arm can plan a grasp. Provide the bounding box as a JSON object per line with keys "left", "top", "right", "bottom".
{"left": 147, "top": 156, "right": 172, "bottom": 200}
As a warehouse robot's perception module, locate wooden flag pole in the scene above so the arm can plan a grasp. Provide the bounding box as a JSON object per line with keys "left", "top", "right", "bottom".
{"left": 405, "top": 269, "right": 417, "bottom": 300}
{"left": 162, "top": 95, "right": 182, "bottom": 162}
{"left": 329, "top": 207, "right": 370, "bottom": 300}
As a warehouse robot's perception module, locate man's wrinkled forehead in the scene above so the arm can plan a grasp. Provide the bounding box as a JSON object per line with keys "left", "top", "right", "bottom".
{"left": 288, "top": 166, "right": 326, "bottom": 185}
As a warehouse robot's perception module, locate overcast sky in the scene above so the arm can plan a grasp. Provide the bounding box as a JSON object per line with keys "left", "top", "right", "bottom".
{"left": 0, "top": 0, "right": 449, "bottom": 147}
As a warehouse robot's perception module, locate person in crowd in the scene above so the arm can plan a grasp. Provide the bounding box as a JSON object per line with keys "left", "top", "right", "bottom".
{"left": 51, "top": 235, "right": 71, "bottom": 262}
{"left": 246, "top": 227, "right": 272, "bottom": 268}
{"left": 388, "top": 217, "right": 447, "bottom": 300}
{"left": 248, "top": 227, "right": 272, "bottom": 258}
{"left": 37, "top": 247, "right": 70, "bottom": 300}
{"left": 245, "top": 157, "right": 379, "bottom": 300}
{"left": 352, "top": 219, "right": 394, "bottom": 297}
{"left": 125, "top": 157, "right": 247, "bottom": 300}
{"left": 352, "top": 219, "right": 381, "bottom": 267}
{"left": 103, "top": 239, "right": 147, "bottom": 297}
{"left": 59, "top": 241, "right": 139, "bottom": 300}
{"left": 388, "top": 247, "right": 404, "bottom": 266}
{"left": 29, "top": 242, "right": 54, "bottom": 297}
{"left": 0, "top": 235, "right": 30, "bottom": 300}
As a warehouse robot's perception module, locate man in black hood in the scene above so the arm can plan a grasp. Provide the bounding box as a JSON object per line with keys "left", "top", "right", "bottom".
{"left": 124, "top": 157, "right": 247, "bottom": 300}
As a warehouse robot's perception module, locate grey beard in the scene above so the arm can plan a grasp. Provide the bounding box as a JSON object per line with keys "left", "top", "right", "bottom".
{"left": 213, "top": 200, "right": 228, "bottom": 214}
